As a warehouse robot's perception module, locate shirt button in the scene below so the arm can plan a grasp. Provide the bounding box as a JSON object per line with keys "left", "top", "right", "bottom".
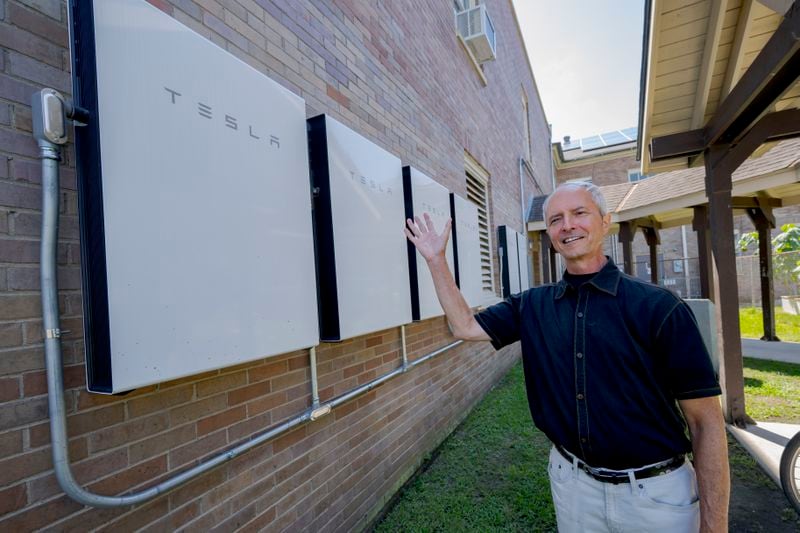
{"left": 576, "top": 352, "right": 583, "bottom": 359}
{"left": 577, "top": 393, "right": 584, "bottom": 400}
{"left": 577, "top": 312, "right": 584, "bottom": 318}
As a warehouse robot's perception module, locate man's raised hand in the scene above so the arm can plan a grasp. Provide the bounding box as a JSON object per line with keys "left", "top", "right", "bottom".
{"left": 405, "top": 213, "right": 451, "bottom": 263}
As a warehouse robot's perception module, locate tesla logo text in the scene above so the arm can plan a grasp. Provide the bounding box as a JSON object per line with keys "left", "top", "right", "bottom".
{"left": 349, "top": 170, "right": 393, "bottom": 195}
{"left": 164, "top": 87, "right": 280, "bottom": 148}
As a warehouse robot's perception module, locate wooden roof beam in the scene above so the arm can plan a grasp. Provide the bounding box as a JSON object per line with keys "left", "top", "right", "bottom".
{"left": 704, "top": 0, "right": 800, "bottom": 146}
{"left": 651, "top": 108, "right": 800, "bottom": 161}
{"left": 692, "top": 0, "right": 728, "bottom": 129}
{"left": 730, "top": 196, "right": 783, "bottom": 208}
{"left": 721, "top": 0, "right": 755, "bottom": 98}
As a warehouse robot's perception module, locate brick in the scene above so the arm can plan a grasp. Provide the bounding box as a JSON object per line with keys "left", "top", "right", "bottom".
{"left": 0, "top": 429, "right": 23, "bottom": 456}
{"left": 145, "top": 0, "right": 173, "bottom": 15}
{"left": 168, "top": 468, "right": 226, "bottom": 510}
{"left": 12, "top": 102, "right": 32, "bottom": 132}
{"left": 0, "top": 483, "right": 27, "bottom": 515}
{"left": 0, "top": 126, "right": 39, "bottom": 158}
{"left": 0, "top": 237, "right": 39, "bottom": 263}
{"left": 28, "top": 448, "right": 128, "bottom": 502}
{"left": 269, "top": 368, "right": 307, "bottom": 392}
{"left": 0, "top": 447, "right": 50, "bottom": 485}
{"left": 0, "top": 72, "right": 40, "bottom": 107}
{"left": 66, "top": 403, "right": 125, "bottom": 437}
{"left": 15, "top": 0, "right": 62, "bottom": 21}
{"left": 0, "top": 495, "right": 83, "bottom": 531}
{"left": 226, "top": 411, "right": 270, "bottom": 442}
{"left": 169, "top": 393, "right": 227, "bottom": 425}
{"left": 128, "top": 424, "right": 195, "bottom": 464}
{"left": 0, "top": 104, "right": 10, "bottom": 126}
{"left": 0, "top": 376, "right": 21, "bottom": 401}
{"left": 0, "top": 323, "right": 23, "bottom": 349}
{"left": 204, "top": 11, "right": 250, "bottom": 51}
{"left": 89, "top": 455, "right": 167, "bottom": 494}
{"left": 0, "top": 346, "right": 44, "bottom": 376}
{"left": 247, "top": 359, "right": 286, "bottom": 383}
{"left": 272, "top": 426, "right": 306, "bottom": 454}
{"left": 89, "top": 412, "right": 169, "bottom": 453}
{"left": 95, "top": 497, "right": 169, "bottom": 533}
{"left": 197, "top": 405, "right": 246, "bottom": 436}
{"left": 227, "top": 380, "right": 270, "bottom": 406}
{"left": 7, "top": 2, "right": 67, "bottom": 45}
{"left": 196, "top": 370, "right": 247, "bottom": 398}
{"left": 127, "top": 384, "right": 194, "bottom": 418}
{"left": 10, "top": 157, "right": 42, "bottom": 184}
{"left": 0, "top": 394, "right": 48, "bottom": 431}
{"left": 168, "top": 429, "right": 227, "bottom": 468}
{"left": 22, "top": 364, "right": 82, "bottom": 396}
{"left": 139, "top": 501, "right": 202, "bottom": 532}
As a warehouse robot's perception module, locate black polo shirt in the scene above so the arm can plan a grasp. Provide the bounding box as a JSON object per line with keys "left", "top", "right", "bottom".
{"left": 474, "top": 259, "right": 720, "bottom": 469}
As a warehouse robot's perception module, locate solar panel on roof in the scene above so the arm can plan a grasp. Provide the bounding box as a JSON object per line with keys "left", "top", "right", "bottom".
{"left": 580, "top": 136, "right": 605, "bottom": 150}
{"left": 600, "top": 131, "right": 628, "bottom": 146}
{"left": 621, "top": 127, "right": 637, "bottom": 139}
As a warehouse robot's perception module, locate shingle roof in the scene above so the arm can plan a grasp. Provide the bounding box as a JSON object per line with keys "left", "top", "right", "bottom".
{"left": 618, "top": 139, "right": 800, "bottom": 212}
{"left": 528, "top": 140, "right": 800, "bottom": 223}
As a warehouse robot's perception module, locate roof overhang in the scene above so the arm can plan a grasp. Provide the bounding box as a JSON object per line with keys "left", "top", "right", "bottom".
{"left": 638, "top": 0, "right": 800, "bottom": 173}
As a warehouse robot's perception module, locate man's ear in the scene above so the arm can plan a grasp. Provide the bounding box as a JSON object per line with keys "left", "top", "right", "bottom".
{"left": 602, "top": 213, "right": 611, "bottom": 233}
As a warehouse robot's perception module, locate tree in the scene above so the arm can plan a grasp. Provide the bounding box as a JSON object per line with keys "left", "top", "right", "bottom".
{"left": 737, "top": 223, "right": 800, "bottom": 293}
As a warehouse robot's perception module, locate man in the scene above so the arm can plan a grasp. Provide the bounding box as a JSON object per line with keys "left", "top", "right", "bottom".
{"left": 405, "top": 182, "right": 729, "bottom": 532}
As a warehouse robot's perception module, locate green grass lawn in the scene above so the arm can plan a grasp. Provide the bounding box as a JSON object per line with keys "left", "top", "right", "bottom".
{"left": 375, "top": 358, "right": 800, "bottom": 531}
{"left": 739, "top": 307, "right": 800, "bottom": 342}
{"left": 743, "top": 357, "right": 800, "bottom": 422}
{"left": 374, "top": 363, "right": 556, "bottom": 532}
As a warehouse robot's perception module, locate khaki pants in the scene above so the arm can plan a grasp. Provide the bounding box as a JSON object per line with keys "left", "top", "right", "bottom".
{"left": 548, "top": 446, "right": 700, "bottom": 532}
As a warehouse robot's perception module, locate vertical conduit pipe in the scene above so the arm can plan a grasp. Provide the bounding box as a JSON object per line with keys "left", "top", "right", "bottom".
{"left": 401, "top": 325, "right": 408, "bottom": 370}
{"left": 309, "top": 346, "right": 320, "bottom": 408}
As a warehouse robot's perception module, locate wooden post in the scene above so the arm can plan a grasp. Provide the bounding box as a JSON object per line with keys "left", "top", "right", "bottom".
{"left": 642, "top": 225, "right": 660, "bottom": 284}
{"left": 540, "top": 231, "right": 552, "bottom": 284}
{"left": 618, "top": 221, "right": 637, "bottom": 275}
{"left": 693, "top": 206, "right": 714, "bottom": 300}
{"left": 746, "top": 206, "right": 779, "bottom": 341}
{"left": 705, "top": 145, "right": 749, "bottom": 426}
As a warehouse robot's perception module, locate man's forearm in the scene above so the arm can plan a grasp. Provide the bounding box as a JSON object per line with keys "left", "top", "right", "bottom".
{"left": 690, "top": 409, "right": 730, "bottom": 532}
{"left": 426, "top": 255, "right": 487, "bottom": 341}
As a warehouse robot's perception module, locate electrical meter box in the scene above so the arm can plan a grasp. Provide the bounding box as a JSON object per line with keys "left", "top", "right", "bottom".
{"left": 70, "top": 0, "right": 320, "bottom": 393}
{"left": 307, "top": 114, "right": 412, "bottom": 341}
{"left": 402, "top": 167, "right": 454, "bottom": 321}
{"left": 450, "top": 193, "right": 484, "bottom": 308}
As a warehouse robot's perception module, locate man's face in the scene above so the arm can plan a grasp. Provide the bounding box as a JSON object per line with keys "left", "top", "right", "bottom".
{"left": 545, "top": 188, "right": 611, "bottom": 264}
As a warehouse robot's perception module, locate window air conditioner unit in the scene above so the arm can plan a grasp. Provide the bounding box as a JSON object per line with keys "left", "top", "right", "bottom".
{"left": 456, "top": 5, "right": 497, "bottom": 63}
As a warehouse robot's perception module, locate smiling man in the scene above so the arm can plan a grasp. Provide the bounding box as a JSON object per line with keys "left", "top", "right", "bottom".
{"left": 405, "top": 181, "right": 729, "bottom": 532}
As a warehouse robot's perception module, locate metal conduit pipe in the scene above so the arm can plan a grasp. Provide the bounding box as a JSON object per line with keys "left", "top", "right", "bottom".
{"left": 36, "top": 101, "right": 464, "bottom": 507}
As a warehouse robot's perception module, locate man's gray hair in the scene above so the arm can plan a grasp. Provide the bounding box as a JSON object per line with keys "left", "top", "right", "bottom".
{"left": 543, "top": 181, "right": 609, "bottom": 218}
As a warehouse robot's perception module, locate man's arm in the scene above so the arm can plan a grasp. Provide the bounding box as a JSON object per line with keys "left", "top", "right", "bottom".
{"left": 405, "top": 214, "right": 489, "bottom": 341}
{"left": 679, "top": 396, "right": 729, "bottom": 533}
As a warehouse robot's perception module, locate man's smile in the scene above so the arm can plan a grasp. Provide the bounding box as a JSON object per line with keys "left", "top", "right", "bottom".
{"left": 562, "top": 236, "right": 584, "bottom": 244}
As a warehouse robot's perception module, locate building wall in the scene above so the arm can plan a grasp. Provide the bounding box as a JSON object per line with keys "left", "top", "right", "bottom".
{"left": 0, "top": 0, "right": 551, "bottom": 530}
{"left": 555, "top": 149, "right": 638, "bottom": 187}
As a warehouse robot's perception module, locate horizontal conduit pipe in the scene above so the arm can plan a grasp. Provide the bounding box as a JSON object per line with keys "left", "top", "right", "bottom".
{"left": 39, "top": 131, "right": 464, "bottom": 509}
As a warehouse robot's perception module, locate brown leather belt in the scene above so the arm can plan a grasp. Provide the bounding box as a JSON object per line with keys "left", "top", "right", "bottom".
{"left": 555, "top": 445, "right": 685, "bottom": 485}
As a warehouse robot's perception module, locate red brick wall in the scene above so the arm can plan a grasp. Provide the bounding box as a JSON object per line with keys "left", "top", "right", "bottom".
{"left": 0, "top": 0, "right": 549, "bottom": 529}
{"left": 555, "top": 150, "right": 638, "bottom": 187}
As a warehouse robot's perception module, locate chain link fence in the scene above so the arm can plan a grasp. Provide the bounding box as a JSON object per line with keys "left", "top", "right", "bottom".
{"left": 737, "top": 250, "right": 800, "bottom": 307}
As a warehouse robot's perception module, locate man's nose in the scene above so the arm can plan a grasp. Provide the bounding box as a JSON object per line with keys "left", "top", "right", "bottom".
{"left": 560, "top": 215, "right": 575, "bottom": 230}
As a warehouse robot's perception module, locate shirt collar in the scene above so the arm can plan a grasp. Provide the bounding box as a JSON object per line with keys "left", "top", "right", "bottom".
{"left": 555, "top": 257, "right": 621, "bottom": 299}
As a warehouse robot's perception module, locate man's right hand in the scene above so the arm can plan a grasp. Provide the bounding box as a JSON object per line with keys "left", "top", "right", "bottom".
{"left": 405, "top": 213, "right": 451, "bottom": 263}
